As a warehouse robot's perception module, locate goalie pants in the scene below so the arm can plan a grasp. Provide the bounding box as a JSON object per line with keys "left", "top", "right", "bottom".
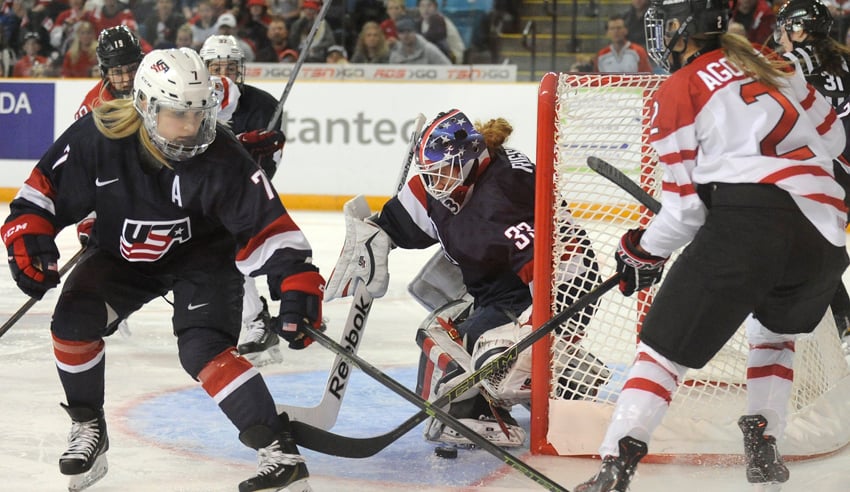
{"left": 50, "top": 247, "right": 283, "bottom": 434}
{"left": 459, "top": 297, "right": 531, "bottom": 349}
{"left": 639, "top": 183, "right": 849, "bottom": 369}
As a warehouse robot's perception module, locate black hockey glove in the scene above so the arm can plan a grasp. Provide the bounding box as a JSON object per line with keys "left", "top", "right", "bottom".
{"left": 2, "top": 214, "right": 60, "bottom": 299}
{"left": 277, "top": 270, "right": 326, "bottom": 350}
{"left": 615, "top": 228, "right": 668, "bottom": 297}
{"left": 237, "top": 129, "right": 286, "bottom": 158}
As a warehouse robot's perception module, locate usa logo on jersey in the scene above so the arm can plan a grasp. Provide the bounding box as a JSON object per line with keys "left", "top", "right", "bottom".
{"left": 119, "top": 218, "right": 192, "bottom": 262}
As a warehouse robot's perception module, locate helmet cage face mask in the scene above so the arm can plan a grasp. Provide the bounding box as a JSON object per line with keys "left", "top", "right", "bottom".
{"left": 415, "top": 109, "right": 488, "bottom": 202}
{"left": 199, "top": 35, "right": 245, "bottom": 85}
{"left": 97, "top": 25, "right": 143, "bottom": 97}
{"left": 133, "top": 49, "right": 219, "bottom": 161}
{"left": 774, "top": 0, "right": 834, "bottom": 44}
{"left": 646, "top": 0, "right": 728, "bottom": 72}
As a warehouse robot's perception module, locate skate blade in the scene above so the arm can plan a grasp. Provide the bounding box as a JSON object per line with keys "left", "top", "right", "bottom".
{"left": 243, "top": 345, "right": 284, "bottom": 367}
{"left": 277, "top": 478, "right": 312, "bottom": 492}
{"left": 752, "top": 483, "right": 783, "bottom": 492}
{"left": 67, "top": 455, "right": 108, "bottom": 491}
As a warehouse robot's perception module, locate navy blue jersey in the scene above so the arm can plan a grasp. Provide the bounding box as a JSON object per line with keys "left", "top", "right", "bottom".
{"left": 374, "top": 148, "right": 536, "bottom": 307}
{"left": 231, "top": 83, "right": 281, "bottom": 178}
{"left": 8, "top": 113, "right": 315, "bottom": 286}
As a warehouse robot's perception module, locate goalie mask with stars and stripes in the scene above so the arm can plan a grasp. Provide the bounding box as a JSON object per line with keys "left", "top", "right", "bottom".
{"left": 415, "top": 109, "right": 490, "bottom": 206}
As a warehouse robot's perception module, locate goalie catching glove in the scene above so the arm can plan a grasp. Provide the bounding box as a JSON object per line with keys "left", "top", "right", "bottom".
{"left": 277, "top": 270, "right": 326, "bottom": 349}
{"left": 324, "top": 203, "right": 392, "bottom": 302}
{"left": 615, "top": 228, "right": 667, "bottom": 297}
{"left": 237, "top": 129, "right": 286, "bottom": 158}
{"left": 2, "top": 214, "right": 60, "bottom": 299}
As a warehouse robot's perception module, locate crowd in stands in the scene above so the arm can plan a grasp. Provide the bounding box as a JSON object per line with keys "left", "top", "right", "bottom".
{"left": 570, "top": 0, "right": 850, "bottom": 74}
{"left": 0, "top": 0, "right": 517, "bottom": 77}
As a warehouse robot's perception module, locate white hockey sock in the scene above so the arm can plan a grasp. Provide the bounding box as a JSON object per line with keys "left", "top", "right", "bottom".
{"left": 599, "top": 342, "right": 688, "bottom": 457}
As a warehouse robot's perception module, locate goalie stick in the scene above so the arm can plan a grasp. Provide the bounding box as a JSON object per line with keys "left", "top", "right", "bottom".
{"left": 302, "top": 324, "right": 572, "bottom": 492}
{"left": 0, "top": 246, "right": 86, "bottom": 339}
{"left": 275, "top": 114, "right": 426, "bottom": 429}
{"left": 586, "top": 156, "right": 661, "bottom": 214}
{"left": 290, "top": 274, "right": 620, "bottom": 457}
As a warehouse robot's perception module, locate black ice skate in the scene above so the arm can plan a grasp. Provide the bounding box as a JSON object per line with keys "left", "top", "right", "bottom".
{"left": 428, "top": 394, "right": 526, "bottom": 447}
{"left": 574, "top": 436, "right": 648, "bottom": 492}
{"left": 738, "top": 414, "right": 790, "bottom": 485}
{"left": 59, "top": 404, "right": 109, "bottom": 492}
{"left": 238, "top": 297, "right": 283, "bottom": 367}
{"left": 239, "top": 415, "right": 311, "bottom": 492}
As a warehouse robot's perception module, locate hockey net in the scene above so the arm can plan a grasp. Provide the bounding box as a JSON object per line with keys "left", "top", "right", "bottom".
{"left": 530, "top": 72, "right": 850, "bottom": 461}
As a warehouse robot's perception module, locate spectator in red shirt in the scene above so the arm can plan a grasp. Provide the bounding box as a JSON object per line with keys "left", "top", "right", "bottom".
{"left": 13, "top": 31, "right": 48, "bottom": 76}
{"left": 381, "top": 0, "right": 405, "bottom": 48}
{"left": 61, "top": 19, "right": 97, "bottom": 77}
{"left": 593, "top": 13, "right": 652, "bottom": 73}
{"left": 253, "top": 14, "right": 297, "bottom": 62}
{"left": 92, "top": 0, "right": 138, "bottom": 35}
{"left": 730, "top": 0, "right": 776, "bottom": 45}
{"left": 50, "top": 0, "right": 95, "bottom": 53}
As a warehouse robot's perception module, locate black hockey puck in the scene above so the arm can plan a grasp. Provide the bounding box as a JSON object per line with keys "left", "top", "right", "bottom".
{"left": 434, "top": 445, "right": 458, "bottom": 459}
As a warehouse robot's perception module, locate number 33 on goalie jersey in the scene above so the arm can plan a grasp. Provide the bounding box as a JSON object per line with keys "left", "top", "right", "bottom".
{"left": 642, "top": 48, "right": 847, "bottom": 258}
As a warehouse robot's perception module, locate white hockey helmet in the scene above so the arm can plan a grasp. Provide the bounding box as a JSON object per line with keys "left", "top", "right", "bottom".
{"left": 199, "top": 35, "right": 245, "bottom": 85}
{"left": 133, "top": 48, "right": 219, "bottom": 161}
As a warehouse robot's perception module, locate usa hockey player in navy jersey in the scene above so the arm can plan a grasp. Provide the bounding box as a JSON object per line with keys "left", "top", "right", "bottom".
{"left": 576, "top": 1, "right": 848, "bottom": 491}
{"left": 199, "top": 34, "right": 288, "bottom": 365}
{"left": 324, "top": 109, "right": 604, "bottom": 450}
{"left": 1, "top": 48, "right": 319, "bottom": 492}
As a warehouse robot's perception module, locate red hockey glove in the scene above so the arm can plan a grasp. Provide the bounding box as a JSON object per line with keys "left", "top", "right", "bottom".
{"left": 1, "top": 214, "right": 60, "bottom": 299}
{"left": 237, "top": 129, "right": 286, "bottom": 158}
{"left": 277, "top": 270, "right": 326, "bottom": 350}
{"left": 615, "top": 228, "right": 668, "bottom": 297}
{"left": 76, "top": 216, "right": 95, "bottom": 247}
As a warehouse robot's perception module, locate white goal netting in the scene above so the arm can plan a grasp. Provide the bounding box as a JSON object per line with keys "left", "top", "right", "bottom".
{"left": 530, "top": 72, "right": 850, "bottom": 460}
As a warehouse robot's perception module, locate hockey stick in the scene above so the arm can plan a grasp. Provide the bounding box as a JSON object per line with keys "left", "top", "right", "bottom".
{"left": 265, "top": 0, "right": 333, "bottom": 131}
{"left": 0, "top": 246, "right": 86, "bottom": 339}
{"left": 275, "top": 197, "right": 373, "bottom": 429}
{"left": 291, "top": 274, "right": 620, "bottom": 457}
{"left": 586, "top": 156, "right": 661, "bottom": 214}
{"left": 302, "top": 324, "right": 572, "bottom": 492}
{"left": 274, "top": 114, "right": 426, "bottom": 428}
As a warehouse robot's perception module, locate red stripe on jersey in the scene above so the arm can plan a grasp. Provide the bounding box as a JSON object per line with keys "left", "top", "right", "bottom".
{"left": 198, "top": 348, "right": 254, "bottom": 397}
{"left": 517, "top": 259, "right": 533, "bottom": 284}
{"left": 802, "top": 192, "right": 848, "bottom": 211}
{"left": 800, "top": 85, "right": 817, "bottom": 110}
{"left": 661, "top": 180, "right": 697, "bottom": 197}
{"left": 762, "top": 164, "right": 831, "bottom": 183}
{"left": 816, "top": 109, "right": 837, "bottom": 135}
{"left": 747, "top": 364, "right": 794, "bottom": 381}
{"left": 235, "top": 214, "right": 301, "bottom": 262}
{"left": 657, "top": 149, "right": 697, "bottom": 166}
{"left": 23, "top": 167, "right": 56, "bottom": 200}
{"left": 407, "top": 176, "right": 430, "bottom": 209}
{"left": 623, "top": 376, "right": 672, "bottom": 403}
{"left": 52, "top": 335, "right": 105, "bottom": 366}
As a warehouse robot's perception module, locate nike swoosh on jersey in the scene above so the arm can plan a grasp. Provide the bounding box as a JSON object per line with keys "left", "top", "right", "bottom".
{"left": 187, "top": 303, "right": 209, "bottom": 311}
{"left": 95, "top": 178, "right": 120, "bottom": 187}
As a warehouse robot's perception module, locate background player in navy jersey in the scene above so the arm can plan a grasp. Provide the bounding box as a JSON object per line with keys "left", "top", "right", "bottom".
{"left": 1, "top": 48, "right": 320, "bottom": 492}
{"left": 575, "top": 1, "right": 848, "bottom": 491}
{"left": 774, "top": 0, "right": 850, "bottom": 339}
{"left": 324, "top": 110, "right": 604, "bottom": 449}
{"left": 199, "top": 34, "right": 288, "bottom": 366}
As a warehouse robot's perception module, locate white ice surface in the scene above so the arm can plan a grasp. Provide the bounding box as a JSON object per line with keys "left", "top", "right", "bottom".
{"left": 0, "top": 205, "right": 847, "bottom": 492}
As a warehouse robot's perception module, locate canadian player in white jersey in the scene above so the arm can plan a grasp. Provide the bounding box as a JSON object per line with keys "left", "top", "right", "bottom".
{"left": 575, "top": 1, "right": 848, "bottom": 491}
{"left": 773, "top": 0, "right": 850, "bottom": 338}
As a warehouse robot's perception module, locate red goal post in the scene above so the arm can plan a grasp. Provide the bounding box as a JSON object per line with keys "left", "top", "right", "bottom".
{"left": 530, "top": 72, "right": 850, "bottom": 461}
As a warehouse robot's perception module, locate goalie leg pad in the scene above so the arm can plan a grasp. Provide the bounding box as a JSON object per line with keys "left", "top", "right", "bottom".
{"left": 324, "top": 196, "right": 392, "bottom": 301}
{"left": 471, "top": 319, "right": 533, "bottom": 407}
